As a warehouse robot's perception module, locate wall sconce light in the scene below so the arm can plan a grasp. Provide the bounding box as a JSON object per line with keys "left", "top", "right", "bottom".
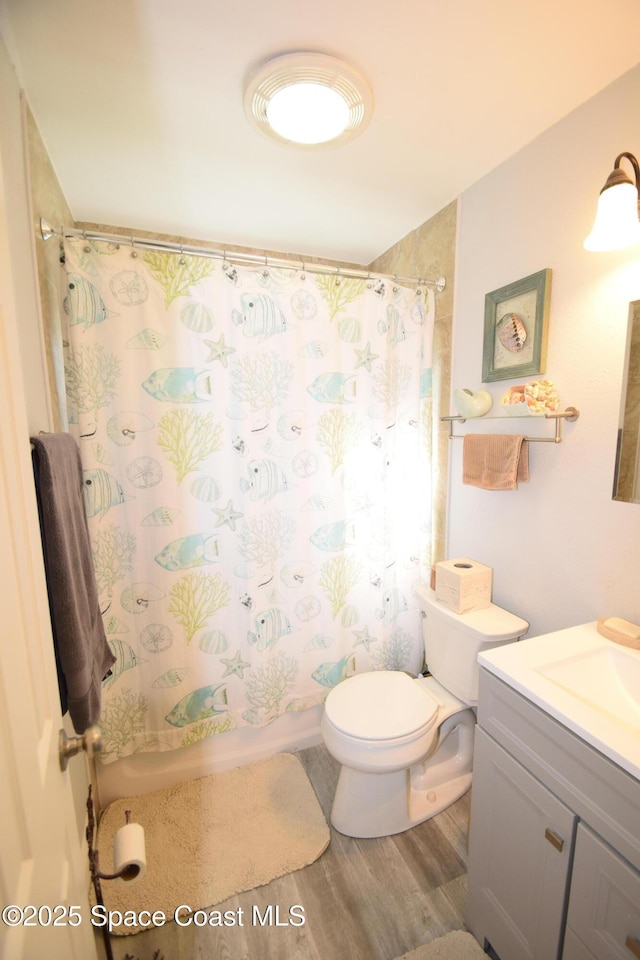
{"left": 584, "top": 152, "right": 640, "bottom": 251}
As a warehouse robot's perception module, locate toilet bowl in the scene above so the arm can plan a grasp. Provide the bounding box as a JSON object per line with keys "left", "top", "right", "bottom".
{"left": 322, "top": 671, "right": 476, "bottom": 837}
{"left": 321, "top": 586, "right": 528, "bottom": 838}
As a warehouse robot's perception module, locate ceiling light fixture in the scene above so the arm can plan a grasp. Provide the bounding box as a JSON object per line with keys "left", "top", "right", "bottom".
{"left": 584, "top": 151, "right": 640, "bottom": 251}
{"left": 244, "top": 52, "right": 373, "bottom": 148}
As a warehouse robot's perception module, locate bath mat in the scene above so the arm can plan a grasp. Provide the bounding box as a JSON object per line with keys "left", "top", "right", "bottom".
{"left": 93, "top": 752, "right": 329, "bottom": 936}
{"left": 394, "top": 930, "right": 486, "bottom": 960}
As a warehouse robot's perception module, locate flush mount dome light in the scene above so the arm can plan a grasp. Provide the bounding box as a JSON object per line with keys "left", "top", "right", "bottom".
{"left": 244, "top": 52, "right": 373, "bottom": 147}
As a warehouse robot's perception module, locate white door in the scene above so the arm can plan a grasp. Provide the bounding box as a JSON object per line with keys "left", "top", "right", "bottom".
{"left": 0, "top": 166, "right": 98, "bottom": 958}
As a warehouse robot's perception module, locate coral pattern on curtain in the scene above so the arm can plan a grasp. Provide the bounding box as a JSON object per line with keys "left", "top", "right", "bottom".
{"left": 60, "top": 238, "right": 435, "bottom": 762}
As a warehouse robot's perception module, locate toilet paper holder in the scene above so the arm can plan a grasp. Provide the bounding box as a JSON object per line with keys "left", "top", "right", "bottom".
{"left": 86, "top": 787, "right": 144, "bottom": 884}
{"left": 86, "top": 786, "right": 147, "bottom": 960}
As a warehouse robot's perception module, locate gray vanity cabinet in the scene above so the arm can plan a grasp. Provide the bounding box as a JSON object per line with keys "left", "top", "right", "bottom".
{"left": 467, "top": 728, "right": 576, "bottom": 959}
{"left": 466, "top": 669, "right": 640, "bottom": 960}
{"left": 563, "top": 824, "right": 640, "bottom": 960}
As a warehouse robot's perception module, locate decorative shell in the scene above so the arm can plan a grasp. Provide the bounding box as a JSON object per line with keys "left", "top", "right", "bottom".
{"left": 295, "top": 594, "right": 322, "bottom": 622}
{"left": 106, "top": 411, "right": 154, "bottom": 446}
{"left": 337, "top": 315, "right": 361, "bottom": 343}
{"left": 453, "top": 388, "right": 492, "bottom": 418}
{"left": 126, "top": 328, "right": 167, "bottom": 350}
{"left": 126, "top": 456, "right": 163, "bottom": 488}
{"left": 152, "top": 668, "right": 188, "bottom": 688}
{"left": 500, "top": 384, "right": 527, "bottom": 413}
{"left": 290, "top": 289, "right": 318, "bottom": 320}
{"left": 140, "top": 623, "right": 173, "bottom": 653}
{"left": 180, "top": 301, "right": 214, "bottom": 332}
{"left": 341, "top": 605, "right": 359, "bottom": 627}
{"left": 199, "top": 629, "right": 229, "bottom": 654}
{"left": 142, "top": 507, "right": 180, "bottom": 526}
{"left": 110, "top": 270, "right": 148, "bottom": 305}
{"left": 121, "top": 582, "right": 165, "bottom": 614}
{"left": 524, "top": 379, "right": 559, "bottom": 415}
{"left": 500, "top": 380, "right": 559, "bottom": 415}
{"left": 190, "top": 474, "right": 220, "bottom": 502}
{"left": 280, "top": 561, "right": 316, "bottom": 588}
{"left": 496, "top": 312, "right": 527, "bottom": 352}
{"left": 277, "top": 410, "right": 311, "bottom": 441}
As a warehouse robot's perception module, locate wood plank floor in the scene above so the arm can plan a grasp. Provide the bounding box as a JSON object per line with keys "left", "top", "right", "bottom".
{"left": 96, "top": 744, "right": 472, "bottom": 960}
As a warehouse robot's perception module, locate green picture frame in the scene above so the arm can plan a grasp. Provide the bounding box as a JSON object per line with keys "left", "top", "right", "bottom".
{"left": 482, "top": 269, "right": 551, "bottom": 383}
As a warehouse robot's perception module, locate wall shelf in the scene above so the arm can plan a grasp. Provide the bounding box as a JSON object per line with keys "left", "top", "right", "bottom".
{"left": 441, "top": 406, "right": 580, "bottom": 444}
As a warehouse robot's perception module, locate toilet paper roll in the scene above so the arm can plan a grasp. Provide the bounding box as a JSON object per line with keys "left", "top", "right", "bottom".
{"left": 113, "top": 821, "right": 146, "bottom": 883}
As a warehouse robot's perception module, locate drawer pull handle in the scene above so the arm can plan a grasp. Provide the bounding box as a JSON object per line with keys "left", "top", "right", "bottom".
{"left": 626, "top": 935, "right": 640, "bottom": 959}
{"left": 544, "top": 828, "right": 564, "bottom": 852}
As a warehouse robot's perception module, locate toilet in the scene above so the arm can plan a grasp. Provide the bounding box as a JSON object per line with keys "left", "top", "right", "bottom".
{"left": 321, "top": 584, "right": 528, "bottom": 838}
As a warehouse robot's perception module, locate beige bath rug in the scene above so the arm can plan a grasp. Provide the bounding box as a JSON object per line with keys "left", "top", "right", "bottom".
{"left": 93, "top": 752, "right": 329, "bottom": 936}
{"left": 395, "top": 930, "right": 486, "bottom": 960}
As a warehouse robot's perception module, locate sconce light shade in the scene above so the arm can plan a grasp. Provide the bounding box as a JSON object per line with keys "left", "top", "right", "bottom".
{"left": 584, "top": 152, "right": 640, "bottom": 251}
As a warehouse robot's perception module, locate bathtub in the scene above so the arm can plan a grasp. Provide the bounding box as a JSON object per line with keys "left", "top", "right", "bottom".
{"left": 94, "top": 704, "right": 323, "bottom": 809}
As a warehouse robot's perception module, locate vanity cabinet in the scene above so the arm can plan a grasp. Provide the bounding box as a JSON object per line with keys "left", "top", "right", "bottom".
{"left": 467, "top": 728, "right": 576, "bottom": 959}
{"left": 466, "top": 670, "right": 640, "bottom": 960}
{"left": 564, "top": 824, "right": 640, "bottom": 960}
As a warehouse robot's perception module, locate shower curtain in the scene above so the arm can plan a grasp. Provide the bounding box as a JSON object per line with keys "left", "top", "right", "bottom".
{"left": 59, "top": 237, "right": 436, "bottom": 762}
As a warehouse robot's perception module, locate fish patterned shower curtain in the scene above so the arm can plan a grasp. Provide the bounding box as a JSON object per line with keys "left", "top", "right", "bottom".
{"left": 60, "top": 238, "right": 435, "bottom": 762}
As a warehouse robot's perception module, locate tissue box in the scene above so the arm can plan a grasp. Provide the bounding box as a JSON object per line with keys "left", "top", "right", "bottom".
{"left": 435, "top": 558, "right": 492, "bottom": 614}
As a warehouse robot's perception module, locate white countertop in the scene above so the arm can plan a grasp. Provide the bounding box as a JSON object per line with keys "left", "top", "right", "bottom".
{"left": 479, "top": 621, "right": 640, "bottom": 781}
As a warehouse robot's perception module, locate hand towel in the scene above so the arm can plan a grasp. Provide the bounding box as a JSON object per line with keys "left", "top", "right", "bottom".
{"left": 31, "top": 433, "right": 115, "bottom": 732}
{"left": 462, "top": 434, "right": 529, "bottom": 490}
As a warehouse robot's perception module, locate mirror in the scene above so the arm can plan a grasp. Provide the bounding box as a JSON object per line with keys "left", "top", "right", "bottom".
{"left": 613, "top": 299, "right": 640, "bottom": 503}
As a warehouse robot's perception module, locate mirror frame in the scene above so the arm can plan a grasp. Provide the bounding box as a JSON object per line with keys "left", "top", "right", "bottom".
{"left": 613, "top": 300, "right": 640, "bottom": 503}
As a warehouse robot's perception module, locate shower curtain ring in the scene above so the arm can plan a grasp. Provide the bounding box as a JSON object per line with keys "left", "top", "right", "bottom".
{"left": 130, "top": 236, "right": 137, "bottom": 258}
{"left": 179, "top": 244, "right": 186, "bottom": 266}
{"left": 335, "top": 266, "right": 341, "bottom": 286}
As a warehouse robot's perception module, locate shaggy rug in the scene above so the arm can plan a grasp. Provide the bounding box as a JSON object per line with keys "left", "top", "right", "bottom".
{"left": 94, "top": 752, "right": 330, "bottom": 936}
{"left": 395, "top": 930, "right": 487, "bottom": 960}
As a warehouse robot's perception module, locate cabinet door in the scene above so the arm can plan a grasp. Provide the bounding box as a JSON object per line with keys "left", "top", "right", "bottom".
{"left": 467, "top": 728, "right": 577, "bottom": 960}
{"left": 564, "top": 823, "right": 640, "bottom": 960}
{"left": 563, "top": 928, "right": 598, "bottom": 960}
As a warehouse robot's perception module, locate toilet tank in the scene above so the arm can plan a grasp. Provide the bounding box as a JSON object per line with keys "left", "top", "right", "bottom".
{"left": 415, "top": 584, "right": 529, "bottom": 705}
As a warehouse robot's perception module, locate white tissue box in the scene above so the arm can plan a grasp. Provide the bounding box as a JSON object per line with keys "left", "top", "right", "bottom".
{"left": 435, "top": 558, "right": 492, "bottom": 614}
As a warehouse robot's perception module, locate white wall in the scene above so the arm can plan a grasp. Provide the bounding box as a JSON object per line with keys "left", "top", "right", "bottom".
{"left": 449, "top": 64, "right": 640, "bottom": 637}
{"left": 0, "top": 29, "right": 53, "bottom": 432}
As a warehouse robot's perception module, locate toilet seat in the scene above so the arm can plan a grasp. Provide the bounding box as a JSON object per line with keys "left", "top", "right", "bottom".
{"left": 325, "top": 670, "right": 438, "bottom": 741}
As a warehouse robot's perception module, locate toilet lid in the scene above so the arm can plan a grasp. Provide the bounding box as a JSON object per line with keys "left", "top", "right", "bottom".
{"left": 325, "top": 670, "right": 438, "bottom": 741}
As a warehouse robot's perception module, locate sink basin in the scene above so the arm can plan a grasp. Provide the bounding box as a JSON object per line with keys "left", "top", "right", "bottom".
{"left": 478, "top": 622, "right": 640, "bottom": 779}
{"left": 536, "top": 644, "right": 640, "bottom": 731}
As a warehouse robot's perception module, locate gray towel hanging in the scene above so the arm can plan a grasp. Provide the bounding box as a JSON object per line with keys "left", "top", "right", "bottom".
{"left": 31, "top": 433, "right": 115, "bottom": 733}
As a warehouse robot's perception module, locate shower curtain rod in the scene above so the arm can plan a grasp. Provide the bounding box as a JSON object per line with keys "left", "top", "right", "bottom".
{"left": 39, "top": 218, "right": 446, "bottom": 292}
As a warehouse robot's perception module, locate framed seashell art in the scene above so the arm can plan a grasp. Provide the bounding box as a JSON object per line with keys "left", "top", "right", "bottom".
{"left": 481, "top": 268, "right": 551, "bottom": 382}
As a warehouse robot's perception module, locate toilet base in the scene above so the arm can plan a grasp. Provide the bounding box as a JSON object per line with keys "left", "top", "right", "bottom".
{"left": 330, "top": 709, "right": 475, "bottom": 838}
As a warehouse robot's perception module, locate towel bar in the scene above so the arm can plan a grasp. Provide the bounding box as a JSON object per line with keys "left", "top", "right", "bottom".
{"left": 441, "top": 406, "right": 579, "bottom": 444}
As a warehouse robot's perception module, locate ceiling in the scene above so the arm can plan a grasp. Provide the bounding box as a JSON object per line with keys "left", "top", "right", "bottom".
{"left": 3, "top": 0, "right": 640, "bottom": 265}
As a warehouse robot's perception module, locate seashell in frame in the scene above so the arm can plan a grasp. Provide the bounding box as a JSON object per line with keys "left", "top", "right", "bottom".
{"left": 496, "top": 312, "right": 527, "bottom": 352}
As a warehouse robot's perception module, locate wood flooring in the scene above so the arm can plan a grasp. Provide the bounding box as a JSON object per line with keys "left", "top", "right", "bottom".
{"left": 95, "top": 743, "right": 471, "bottom": 960}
